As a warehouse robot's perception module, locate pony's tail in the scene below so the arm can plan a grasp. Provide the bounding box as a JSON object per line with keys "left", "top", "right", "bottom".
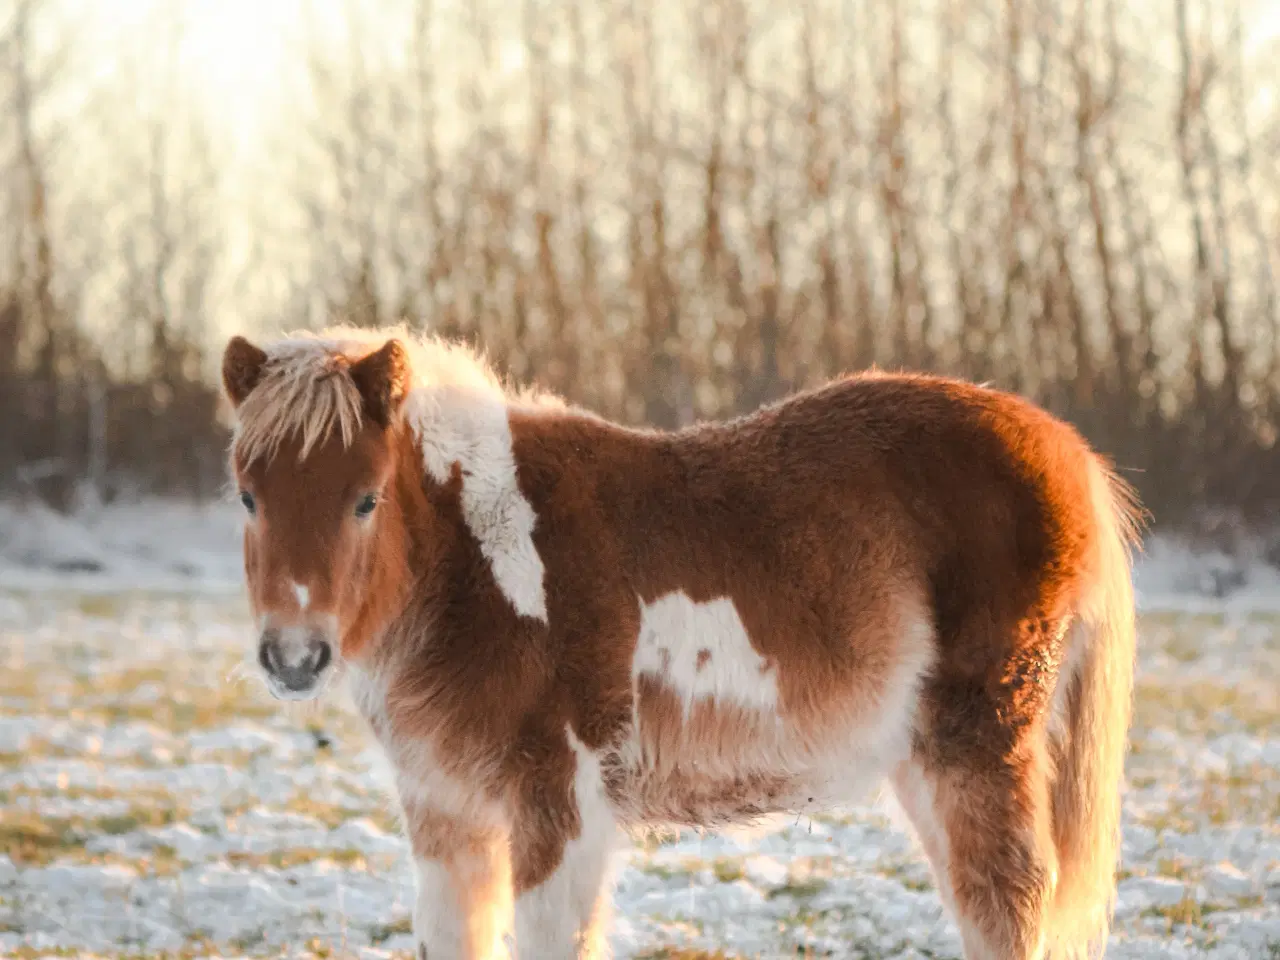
{"left": 1045, "top": 455, "right": 1143, "bottom": 959}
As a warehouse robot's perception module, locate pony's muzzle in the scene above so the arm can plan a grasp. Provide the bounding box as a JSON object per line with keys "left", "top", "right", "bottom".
{"left": 258, "top": 623, "right": 334, "bottom": 699}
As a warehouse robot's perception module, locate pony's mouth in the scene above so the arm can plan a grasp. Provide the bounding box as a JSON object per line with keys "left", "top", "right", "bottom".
{"left": 262, "top": 666, "right": 334, "bottom": 701}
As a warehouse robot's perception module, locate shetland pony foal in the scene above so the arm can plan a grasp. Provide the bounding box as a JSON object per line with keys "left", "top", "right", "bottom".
{"left": 221, "top": 327, "right": 1140, "bottom": 960}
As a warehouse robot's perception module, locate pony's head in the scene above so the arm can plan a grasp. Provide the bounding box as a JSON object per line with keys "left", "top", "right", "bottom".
{"left": 221, "top": 333, "right": 411, "bottom": 701}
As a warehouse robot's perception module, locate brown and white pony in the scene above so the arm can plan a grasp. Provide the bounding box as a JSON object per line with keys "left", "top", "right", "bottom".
{"left": 220, "top": 326, "right": 1141, "bottom": 960}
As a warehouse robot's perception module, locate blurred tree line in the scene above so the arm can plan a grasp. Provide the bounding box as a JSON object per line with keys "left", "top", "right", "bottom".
{"left": 3, "top": 0, "right": 1279, "bottom": 527}
{"left": 0, "top": 0, "right": 225, "bottom": 505}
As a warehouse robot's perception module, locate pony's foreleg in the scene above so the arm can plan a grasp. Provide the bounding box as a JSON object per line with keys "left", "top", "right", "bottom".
{"left": 405, "top": 807, "right": 515, "bottom": 960}
{"left": 511, "top": 816, "right": 619, "bottom": 959}
{"left": 510, "top": 740, "right": 622, "bottom": 958}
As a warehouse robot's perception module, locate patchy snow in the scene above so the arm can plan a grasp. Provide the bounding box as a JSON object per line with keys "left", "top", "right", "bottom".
{"left": 0, "top": 497, "right": 245, "bottom": 593}
{"left": 0, "top": 578, "right": 1277, "bottom": 958}
{"left": 0, "top": 496, "right": 1277, "bottom": 956}
{"left": 1134, "top": 534, "right": 1280, "bottom": 614}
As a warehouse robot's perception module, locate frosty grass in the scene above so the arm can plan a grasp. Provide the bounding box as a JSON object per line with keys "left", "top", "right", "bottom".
{"left": 0, "top": 588, "right": 1276, "bottom": 960}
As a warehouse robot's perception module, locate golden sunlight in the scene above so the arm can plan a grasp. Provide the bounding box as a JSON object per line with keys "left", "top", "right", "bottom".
{"left": 80, "top": 0, "right": 338, "bottom": 142}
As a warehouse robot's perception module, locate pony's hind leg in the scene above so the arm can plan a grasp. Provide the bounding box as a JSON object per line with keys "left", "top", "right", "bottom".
{"left": 891, "top": 740, "right": 1059, "bottom": 960}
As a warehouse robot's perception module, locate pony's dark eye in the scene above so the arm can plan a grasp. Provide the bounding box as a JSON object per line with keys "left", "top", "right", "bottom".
{"left": 354, "top": 493, "right": 378, "bottom": 519}
{"left": 239, "top": 490, "right": 256, "bottom": 515}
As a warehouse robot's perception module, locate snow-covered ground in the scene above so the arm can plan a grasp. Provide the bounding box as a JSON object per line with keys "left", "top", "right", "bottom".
{"left": 0, "top": 499, "right": 1277, "bottom": 958}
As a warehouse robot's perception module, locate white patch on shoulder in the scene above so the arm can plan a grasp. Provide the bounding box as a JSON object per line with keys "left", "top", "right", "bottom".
{"left": 406, "top": 385, "right": 548, "bottom": 623}
{"left": 514, "top": 727, "right": 620, "bottom": 959}
{"left": 292, "top": 581, "right": 309, "bottom": 610}
{"left": 634, "top": 591, "right": 778, "bottom": 715}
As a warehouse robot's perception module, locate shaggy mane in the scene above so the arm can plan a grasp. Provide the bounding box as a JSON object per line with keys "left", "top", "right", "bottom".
{"left": 231, "top": 325, "right": 560, "bottom": 465}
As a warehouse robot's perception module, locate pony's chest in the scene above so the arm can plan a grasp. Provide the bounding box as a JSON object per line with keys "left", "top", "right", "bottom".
{"left": 344, "top": 665, "right": 432, "bottom": 788}
{"left": 345, "top": 664, "right": 394, "bottom": 742}
{"left": 344, "top": 663, "right": 501, "bottom": 824}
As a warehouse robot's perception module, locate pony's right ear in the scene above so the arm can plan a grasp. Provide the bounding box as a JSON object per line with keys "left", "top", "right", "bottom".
{"left": 349, "top": 338, "right": 410, "bottom": 428}
{"left": 222, "top": 336, "right": 269, "bottom": 408}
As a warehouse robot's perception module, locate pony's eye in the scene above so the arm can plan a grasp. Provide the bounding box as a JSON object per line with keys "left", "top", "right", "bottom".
{"left": 239, "top": 490, "right": 256, "bottom": 515}
{"left": 354, "top": 493, "right": 378, "bottom": 519}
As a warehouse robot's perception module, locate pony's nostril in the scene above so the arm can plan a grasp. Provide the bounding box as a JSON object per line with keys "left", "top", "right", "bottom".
{"left": 258, "top": 638, "right": 280, "bottom": 674}
{"left": 309, "top": 638, "right": 332, "bottom": 675}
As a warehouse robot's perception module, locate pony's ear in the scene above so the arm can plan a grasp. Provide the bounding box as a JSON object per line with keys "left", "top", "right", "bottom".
{"left": 349, "top": 338, "right": 410, "bottom": 428}
{"left": 222, "top": 336, "right": 268, "bottom": 408}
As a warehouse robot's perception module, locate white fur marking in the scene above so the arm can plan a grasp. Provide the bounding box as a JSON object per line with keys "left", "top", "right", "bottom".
{"left": 407, "top": 385, "right": 548, "bottom": 623}
{"left": 292, "top": 581, "right": 310, "bottom": 610}
{"left": 890, "top": 759, "right": 1005, "bottom": 958}
{"left": 633, "top": 592, "right": 778, "bottom": 716}
{"left": 611, "top": 601, "right": 937, "bottom": 820}
{"left": 345, "top": 663, "right": 391, "bottom": 744}
{"left": 514, "top": 728, "right": 620, "bottom": 959}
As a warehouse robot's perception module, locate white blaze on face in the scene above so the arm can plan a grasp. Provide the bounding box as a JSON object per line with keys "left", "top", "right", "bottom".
{"left": 292, "top": 581, "right": 310, "bottom": 611}
{"left": 633, "top": 591, "right": 780, "bottom": 716}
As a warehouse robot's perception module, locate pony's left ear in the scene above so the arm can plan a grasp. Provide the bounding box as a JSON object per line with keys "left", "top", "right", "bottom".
{"left": 222, "top": 336, "right": 268, "bottom": 408}
{"left": 350, "top": 338, "right": 410, "bottom": 428}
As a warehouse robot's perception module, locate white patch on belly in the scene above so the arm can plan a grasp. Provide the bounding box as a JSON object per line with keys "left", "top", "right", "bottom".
{"left": 292, "top": 581, "right": 309, "bottom": 611}
{"left": 407, "top": 386, "right": 548, "bottom": 623}
{"left": 633, "top": 591, "right": 778, "bottom": 716}
{"left": 614, "top": 596, "right": 937, "bottom": 823}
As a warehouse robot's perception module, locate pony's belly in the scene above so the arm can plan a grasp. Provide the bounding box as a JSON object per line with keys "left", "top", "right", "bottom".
{"left": 607, "top": 662, "right": 910, "bottom": 826}
{"left": 607, "top": 588, "right": 935, "bottom": 828}
{"left": 600, "top": 749, "right": 797, "bottom": 828}
{"left": 596, "top": 737, "right": 890, "bottom": 834}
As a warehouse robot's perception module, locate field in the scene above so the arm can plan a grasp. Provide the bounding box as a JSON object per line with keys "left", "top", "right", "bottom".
{"left": 0, "top": 586, "right": 1277, "bottom": 959}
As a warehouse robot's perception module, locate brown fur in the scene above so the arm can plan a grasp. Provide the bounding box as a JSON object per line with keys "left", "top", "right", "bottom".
{"left": 222, "top": 328, "right": 1142, "bottom": 960}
